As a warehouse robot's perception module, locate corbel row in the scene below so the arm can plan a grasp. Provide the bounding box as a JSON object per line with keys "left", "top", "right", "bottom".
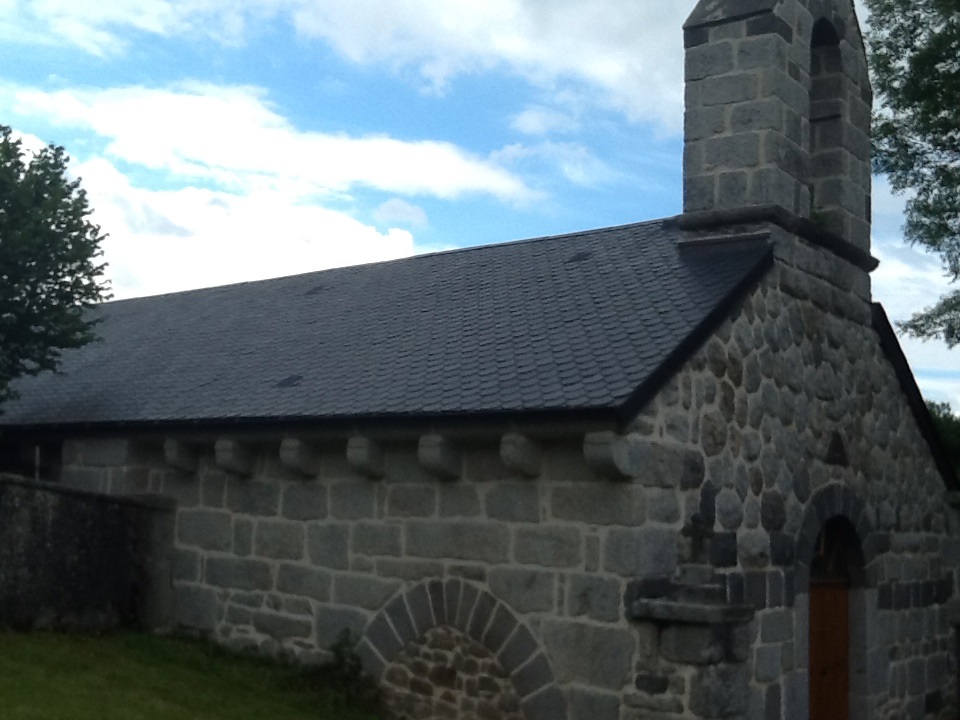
{"left": 163, "top": 430, "right": 642, "bottom": 482}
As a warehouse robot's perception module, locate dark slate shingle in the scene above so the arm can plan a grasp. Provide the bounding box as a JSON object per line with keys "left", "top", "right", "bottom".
{"left": 0, "top": 219, "right": 771, "bottom": 428}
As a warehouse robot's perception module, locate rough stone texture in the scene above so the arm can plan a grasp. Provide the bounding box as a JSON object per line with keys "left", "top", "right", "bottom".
{"left": 690, "top": 664, "right": 750, "bottom": 718}
{"left": 381, "top": 626, "right": 524, "bottom": 720}
{"left": 514, "top": 526, "right": 582, "bottom": 568}
{"left": 567, "top": 575, "right": 622, "bottom": 623}
{"left": 540, "top": 619, "right": 635, "bottom": 690}
{"left": 177, "top": 509, "right": 232, "bottom": 552}
{"left": 488, "top": 568, "right": 555, "bottom": 614}
{"left": 605, "top": 527, "right": 678, "bottom": 577}
{"left": 660, "top": 625, "right": 727, "bottom": 665}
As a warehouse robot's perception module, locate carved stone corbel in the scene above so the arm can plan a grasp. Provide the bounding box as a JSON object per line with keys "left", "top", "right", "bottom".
{"left": 279, "top": 438, "right": 320, "bottom": 477}
{"left": 214, "top": 439, "right": 255, "bottom": 477}
{"left": 347, "top": 436, "right": 385, "bottom": 479}
{"left": 418, "top": 434, "right": 461, "bottom": 480}
{"left": 500, "top": 433, "right": 542, "bottom": 478}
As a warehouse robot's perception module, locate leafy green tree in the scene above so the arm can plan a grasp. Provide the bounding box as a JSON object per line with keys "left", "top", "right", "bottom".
{"left": 927, "top": 401, "right": 960, "bottom": 474}
{"left": 867, "top": 0, "right": 960, "bottom": 344}
{"left": 0, "top": 125, "right": 110, "bottom": 406}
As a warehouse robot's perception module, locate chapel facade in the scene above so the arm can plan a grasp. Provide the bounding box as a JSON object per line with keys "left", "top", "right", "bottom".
{"left": 1, "top": 1, "right": 958, "bottom": 719}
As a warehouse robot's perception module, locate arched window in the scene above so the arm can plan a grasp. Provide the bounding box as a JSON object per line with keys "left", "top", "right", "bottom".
{"left": 809, "top": 18, "right": 845, "bottom": 213}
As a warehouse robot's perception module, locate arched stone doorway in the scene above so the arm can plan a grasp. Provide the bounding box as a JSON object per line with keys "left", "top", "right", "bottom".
{"left": 809, "top": 515, "right": 866, "bottom": 720}
{"left": 795, "top": 485, "right": 878, "bottom": 720}
{"left": 355, "top": 579, "right": 566, "bottom": 720}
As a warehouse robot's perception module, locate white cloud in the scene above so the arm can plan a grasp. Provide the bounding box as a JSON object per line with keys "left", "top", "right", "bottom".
{"left": 77, "top": 157, "right": 415, "bottom": 299}
{"left": 0, "top": 0, "right": 883, "bottom": 136}
{"left": 374, "top": 199, "right": 429, "bottom": 229}
{"left": 493, "top": 141, "right": 615, "bottom": 188}
{"left": 0, "top": 0, "right": 286, "bottom": 54}
{"left": 0, "top": 79, "right": 547, "bottom": 299}
{"left": 7, "top": 82, "right": 534, "bottom": 203}
{"left": 289, "top": 0, "right": 686, "bottom": 130}
{"left": 511, "top": 106, "right": 579, "bottom": 136}
{"left": 2, "top": 0, "right": 687, "bottom": 131}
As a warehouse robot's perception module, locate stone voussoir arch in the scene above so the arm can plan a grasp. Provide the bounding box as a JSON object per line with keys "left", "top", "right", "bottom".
{"left": 355, "top": 578, "right": 567, "bottom": 720}
{"left": 794, "top": 482, "right": 878, "bottom": 589}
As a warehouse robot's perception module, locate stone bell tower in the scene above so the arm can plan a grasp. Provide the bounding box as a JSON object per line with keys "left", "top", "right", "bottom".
{"left": 682, "top": 0, "right": 873, "bottom": 254}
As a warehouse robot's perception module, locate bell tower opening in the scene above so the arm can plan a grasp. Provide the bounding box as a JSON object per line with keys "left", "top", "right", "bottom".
{"left": 810, "top": 19, "right": 846, "bottom": 222}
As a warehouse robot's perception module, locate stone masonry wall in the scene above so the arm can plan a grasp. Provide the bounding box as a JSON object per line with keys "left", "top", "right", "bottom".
{"left": 49, "top": 229, "right": 960, "bottom": 720}
{"left": 58, "top": 432, "right": 670, "bottom": 719}
{"left": 622, "top": 228, "right": 959, "bottom": 720}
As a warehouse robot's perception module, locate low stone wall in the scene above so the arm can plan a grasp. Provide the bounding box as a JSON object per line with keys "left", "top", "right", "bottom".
{"left": 0, "top": 473, "right": 175, "bottom": 631}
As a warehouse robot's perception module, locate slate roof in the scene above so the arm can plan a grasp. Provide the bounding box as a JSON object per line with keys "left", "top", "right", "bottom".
{"left": 0, "top": 219, "right": 772, "bottom": 431}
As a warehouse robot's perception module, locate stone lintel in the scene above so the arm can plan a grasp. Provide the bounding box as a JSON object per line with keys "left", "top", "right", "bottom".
{"left": 418, "top": 434, "right": 461, "bottom": 481}
{"left": 279, "top": 438, "right": 319, "bottom": 478}
{"left": 163, "top": 439, "right": 199, "bottom": 473}
{"left": 346, "top": 437, "right": 385, "bottom": 479}
{"left": 500, "top": 433, "right": 542, "bottom": 478}
{"left": 630, "top": 599, "right": 755, "bottom": 626}
{"left": 214, "top": 439, "right": 255, "bottom": 477}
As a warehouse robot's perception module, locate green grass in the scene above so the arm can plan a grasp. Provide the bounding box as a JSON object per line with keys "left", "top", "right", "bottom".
{"left": 0, "top": 632, "right": 381, "bottom": 720}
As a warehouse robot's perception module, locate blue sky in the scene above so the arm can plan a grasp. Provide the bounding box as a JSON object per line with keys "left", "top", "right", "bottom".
{"left": 2, "top": 0, "right": 957, "bottom": 407}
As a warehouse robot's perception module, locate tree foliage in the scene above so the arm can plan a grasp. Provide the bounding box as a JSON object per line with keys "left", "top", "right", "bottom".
{"left": 927, "top": 401, "right": 960, "bottom": 474}
{"left": 867, "top": 0, "right": 960, "bottom": 344}
{"left": 0, "top": 125, "right": 110, "bottom": 406}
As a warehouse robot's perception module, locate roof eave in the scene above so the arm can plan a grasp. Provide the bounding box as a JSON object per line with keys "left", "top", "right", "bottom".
{"left": 871, "top": 303, "right": 960, "bottom": 492}
{"left": 0, "top": 405, "right": 623, "bottom": 444}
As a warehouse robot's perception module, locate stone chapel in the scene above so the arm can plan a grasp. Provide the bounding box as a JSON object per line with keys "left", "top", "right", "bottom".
{"left": 1, "top": 0, "right": 958, "bottom": 718}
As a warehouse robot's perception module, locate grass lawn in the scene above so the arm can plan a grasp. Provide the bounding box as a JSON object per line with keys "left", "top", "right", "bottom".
{"left": 0, "top": 632, "right": 382, "bottom": 720}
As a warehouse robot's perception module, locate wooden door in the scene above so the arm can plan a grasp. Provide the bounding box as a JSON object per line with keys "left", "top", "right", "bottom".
{"left": 810, "top": 581, "right": 849, "bottom": 720}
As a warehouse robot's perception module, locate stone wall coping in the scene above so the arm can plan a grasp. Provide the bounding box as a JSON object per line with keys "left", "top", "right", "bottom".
{"left": 665, "top": 203, "right": 879, "bottom": 272}
{"left": 0, "top": 473, "right": 176, "bottom": 511}
{"left": 629, "top": 598, "right": 756, "bottom": 625}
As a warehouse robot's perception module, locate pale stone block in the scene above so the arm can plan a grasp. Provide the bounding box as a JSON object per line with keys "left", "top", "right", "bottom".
{"left": 405, "top": 521, "right": 509, "bottom": 563}
{"left": 488, "top": 568, "right": 555, "bottom": 613}
{"left": 177, "top": 509, "right": 232, "bottom": 552}
{"left": 541, "top": 619, "right": 635, "bottom": 689}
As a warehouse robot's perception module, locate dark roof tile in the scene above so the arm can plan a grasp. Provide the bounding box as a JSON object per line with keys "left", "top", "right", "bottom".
{"left": 1, "top": 219, "right": 770, "bottom": 429}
